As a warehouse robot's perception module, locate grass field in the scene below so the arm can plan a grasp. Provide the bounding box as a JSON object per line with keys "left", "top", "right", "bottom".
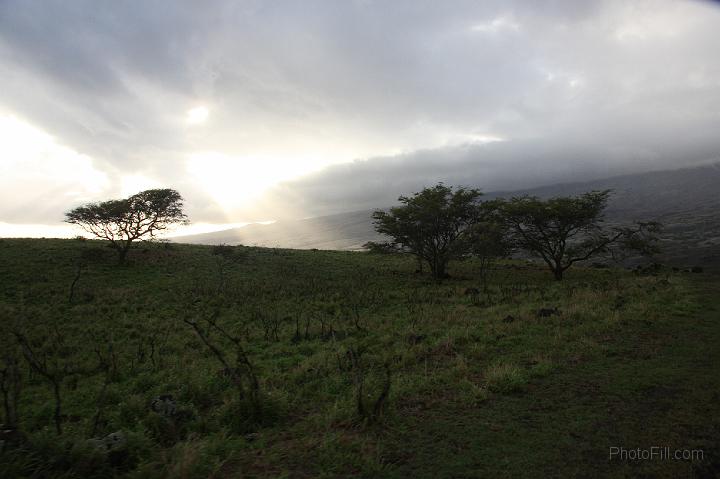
{"left": 0, "top": 238, "right": 718, "bottom": 478}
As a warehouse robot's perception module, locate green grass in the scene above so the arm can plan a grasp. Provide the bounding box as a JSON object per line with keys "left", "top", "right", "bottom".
{"left": 0, "top": 238, "right": 718, "bottom": 478}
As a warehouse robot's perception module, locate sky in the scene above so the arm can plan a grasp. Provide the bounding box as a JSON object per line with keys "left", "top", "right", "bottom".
{"left": 1, "top": 0, "right": 719, "bottom": 237}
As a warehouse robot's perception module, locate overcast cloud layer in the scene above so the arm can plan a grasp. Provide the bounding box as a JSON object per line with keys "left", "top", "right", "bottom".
{"left": 1, "top": 0, "right": 720, "bottom": 232}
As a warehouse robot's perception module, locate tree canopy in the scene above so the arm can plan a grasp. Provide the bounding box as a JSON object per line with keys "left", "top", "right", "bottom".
{"left": 372, "top": 183, "right": 485, "bottom": 279}
{"left": 65, "top": 188, "right": 188, "bottom": 264}
{"left": 466, "top": 199, "right": 512, "bottom": 287}
{"left": 498, "top": 190, "right": 661, "bottom": 280}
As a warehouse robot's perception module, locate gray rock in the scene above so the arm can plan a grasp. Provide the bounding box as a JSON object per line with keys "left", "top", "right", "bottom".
{"left": 537, "top": 307, "right": 561, "bottom": 318}
{"left": 151, "top": 395, "right": 177, "bottom": 417}
{"left": 88, "top": 430, "right": 126, "bottom": 451}
{"left": 0, "top": 427, "right": 25, "bottom": 452}
{"left": 87, "top": 431, "right": 128, "bottom": 466}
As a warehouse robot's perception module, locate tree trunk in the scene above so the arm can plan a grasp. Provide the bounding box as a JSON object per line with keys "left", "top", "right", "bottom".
{"left": 1, "top": 362, "right": 21, "bottom": 428}
{"left": 430, "top": 257, "right": 447, "bottom": 280}
{"left": 117, "top": 243, "right": 131, "bottom": 265}
{"left": 553, "top": 267, "right": 563, "bottom": 281}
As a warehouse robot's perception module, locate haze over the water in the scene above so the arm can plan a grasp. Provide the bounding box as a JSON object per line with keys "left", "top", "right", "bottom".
{"left": 1, "top": 0, "right": 719, "bottom": 237}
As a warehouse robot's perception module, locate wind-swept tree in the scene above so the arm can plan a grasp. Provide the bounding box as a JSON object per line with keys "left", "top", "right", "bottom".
{"left": 65, "top": 189, "right": 188, "bottom": 264}
{"left": 498, "top": 190, "right": 661, "bottom": 280}
{"left": 372, "top": 183, "right": 484, "bottom": 279}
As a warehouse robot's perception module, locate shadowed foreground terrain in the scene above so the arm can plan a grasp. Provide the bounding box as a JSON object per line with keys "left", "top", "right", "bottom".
{"left": 0, "top": 238, "right": 718, "bottom": 478}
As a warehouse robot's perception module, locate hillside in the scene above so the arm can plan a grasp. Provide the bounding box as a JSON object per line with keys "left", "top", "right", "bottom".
{"left": 175, "top": 209, "right": 385, "bottom": 251}
{"left": 0, "top": 239, "right": 718, "bottom": 477}
{"left": 173, "top": 164, "right": 720, "bottom": 267}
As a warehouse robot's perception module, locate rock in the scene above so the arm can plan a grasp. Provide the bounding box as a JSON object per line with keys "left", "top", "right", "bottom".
{"left": 151, "top": 395, "right": 177, "bottom": 417}
{"left": 87, "top": 430, "right": 128, "bottom": 466}
{"left": 244, "top": 432, "right": 260, "bottom": 442}
{"left": 87, "top": 430, "right": 127, "bottom": 451}
{"left": 537, "top": 307, "right": 560, "bottom": 318}
{"left": 0, "top": 426, "right": 26, "bottom": 452}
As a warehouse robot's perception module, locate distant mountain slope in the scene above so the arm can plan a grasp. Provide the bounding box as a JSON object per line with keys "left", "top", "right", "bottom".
{"left": 487, "top": 163, "right": 720, "bottom": 220}
{"left": 174, "top": 163, "right": 720, "bottom": 266}
{"left": 174, "top": 209, "right": 385, "bottom": 251}
{"left": 487, "top": 164, "right": 720, "bottom": 267}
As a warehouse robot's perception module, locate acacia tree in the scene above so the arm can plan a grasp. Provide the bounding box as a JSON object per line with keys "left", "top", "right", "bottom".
{"left": 65, "top": 188, "right": 188, "bottom": 264}
{"left": 499, "top": 190, "right": 661, "bottom": 280}
{"left": 467, "top": 200, "right": 512, "bottom": 289}
{"left": 372, "top": 183, "right": 484, "bottom": 279}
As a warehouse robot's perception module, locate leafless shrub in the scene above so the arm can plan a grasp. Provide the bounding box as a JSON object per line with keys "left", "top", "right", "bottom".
{"left": 12, "top": 330, "right": 72, "bottom": 435}
{"left": 252, "top": 309, "right": 284, "bottom": 342}
{"left": 89, "top": 345, "right": 114, "bottom": 437}
{"left": 68, "top": 262, "right": 84, "bottom": 303}
{"left": 340, "top": 347, "right": 392, "bottom": 424}
{"left": 342, "top": 285, "right": 381, "bottom": 333}
{"left": 183, "top": 310, "right": 259, "bottom": 405}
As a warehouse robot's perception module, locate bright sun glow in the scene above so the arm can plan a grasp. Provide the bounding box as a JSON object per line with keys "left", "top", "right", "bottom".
{"left": 164, "top": 221, "right": 276, "bottom": 237}
{"left": 186, "top": 106, "right": 209, "bottom": 125}
{"left": 186, "top": 151, "right": 314, "bottom": 209}
{"left": 0, "top": 222, "right": 78, "bottom": 238}
{"left": 120, "top": 174, "right": 161, "bottom": 197}
{"left": 0, "top": 113, "right": 110, "bottom": 237}
{"left": 0, "top": 114, "right": 108, "bottom": 199}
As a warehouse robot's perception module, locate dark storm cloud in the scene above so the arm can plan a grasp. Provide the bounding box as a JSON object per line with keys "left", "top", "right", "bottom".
{"left": 263, "top": 132, "right": 720, "bottom": 219}
{"left": 1, "top": 0, "right": 720, "bottom": 225}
